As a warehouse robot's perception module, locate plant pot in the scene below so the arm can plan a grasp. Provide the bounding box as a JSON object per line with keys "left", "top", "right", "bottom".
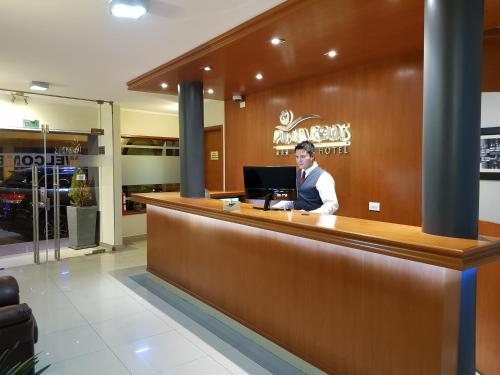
{"left": 67, "top": 206, "right": 97, "bottom": 249}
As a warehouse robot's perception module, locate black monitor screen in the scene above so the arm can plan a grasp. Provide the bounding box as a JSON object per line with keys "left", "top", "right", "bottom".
{"left": 243, "top": 166, "right": 297, "bottom": 202}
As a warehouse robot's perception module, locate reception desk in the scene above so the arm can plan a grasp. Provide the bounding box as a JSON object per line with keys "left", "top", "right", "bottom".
{"left": 133, "top": 192, "right": 500, "bottom": 375}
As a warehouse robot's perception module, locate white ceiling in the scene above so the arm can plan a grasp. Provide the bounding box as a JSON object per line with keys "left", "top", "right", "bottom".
{"left": 0, "top": 0, "right": 284, "bottom": 113}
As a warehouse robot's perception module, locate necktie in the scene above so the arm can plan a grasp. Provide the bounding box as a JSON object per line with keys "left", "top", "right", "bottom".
{"left": 299, "top": 170, "right": 306, "bottom": 185}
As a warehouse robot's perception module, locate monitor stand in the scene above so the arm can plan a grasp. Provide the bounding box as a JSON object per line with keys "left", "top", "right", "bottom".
{"left": 252, "top": 192, "right": 274, "bottom": 211}
{"left": 263, "top": 192, "right": 274, "bottom": 211}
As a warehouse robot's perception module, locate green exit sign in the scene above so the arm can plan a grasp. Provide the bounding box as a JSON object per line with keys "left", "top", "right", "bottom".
{"left": 23, "top": 119, "right": 40, "bottom": 129}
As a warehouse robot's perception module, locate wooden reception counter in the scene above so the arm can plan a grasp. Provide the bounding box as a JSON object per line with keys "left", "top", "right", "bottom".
{"left": 133, "top": 192, "right": 500, "bottom": 375}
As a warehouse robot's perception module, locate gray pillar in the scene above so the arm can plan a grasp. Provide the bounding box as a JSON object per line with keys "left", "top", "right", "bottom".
{"left": 422, "top": 0, "right": 483, "bottom": 240}
{"left": 179, "top": 81, "right": 205, "bottom": 197}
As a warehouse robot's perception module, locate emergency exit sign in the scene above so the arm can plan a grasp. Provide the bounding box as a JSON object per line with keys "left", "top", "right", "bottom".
{"left": 23, "top": 119, "right": 40, "bottom": 129}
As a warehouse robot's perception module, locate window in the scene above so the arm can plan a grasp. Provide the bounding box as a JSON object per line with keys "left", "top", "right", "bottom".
{"left": 121, "top": 136, "right": 180, "bottom": 214}
{"left": 121, "top": 136, "right": 179, "bottom": 156}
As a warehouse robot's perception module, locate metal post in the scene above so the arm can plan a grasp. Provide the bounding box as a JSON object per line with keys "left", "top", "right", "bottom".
{"left": 32, "top": 165, "right": 39, "bottom": 264}
{"left": 178, "top": 81, "right": 205, "bottom": 197}
{"left": 42, "top": 124, "right": 49, "bottom": 263}
{"left": 53, "top": 166, "right": 60, "bottom": 260}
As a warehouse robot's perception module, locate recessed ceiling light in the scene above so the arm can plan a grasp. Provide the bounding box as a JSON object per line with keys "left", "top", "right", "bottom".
{"left": 30, "top": 81, "right": 49, "bottom": 91}
{"left": 325, "top": 50, "right": 338, "bottom": 58}
{"left": 271, "top": 37, "right": 285, "bottom": 45}
{"left": 160, "top": 82, "right": 168, "bottom": 89}
{"left": 255, "top": 73, "right": 264, "bottom": 80}
{"left": 202, "top": 66, "right": 212, "bottom": 71}
{"left": 207, "top": 88, "right": 215, "bottom": 95}
{"left": 110, "top": 0, "right": 149, "bottom": 19}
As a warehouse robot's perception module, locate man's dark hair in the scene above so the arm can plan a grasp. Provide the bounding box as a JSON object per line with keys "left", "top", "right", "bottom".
{"left": 295, "top": 141, "right": 316, "bottom": 157}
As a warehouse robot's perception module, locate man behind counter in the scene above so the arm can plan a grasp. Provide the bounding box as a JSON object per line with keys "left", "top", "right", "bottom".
{"left": 273, "top": 141, "right": 339, "bottom": 214}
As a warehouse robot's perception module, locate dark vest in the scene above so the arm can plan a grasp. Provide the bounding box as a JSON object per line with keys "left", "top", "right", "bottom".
{"left": 294, "top": 166, "right": 324, "bottom": 211}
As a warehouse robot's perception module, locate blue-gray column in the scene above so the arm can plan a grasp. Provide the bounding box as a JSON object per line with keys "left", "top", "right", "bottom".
{"left": 422, "top": 0, "right": 483, "bottom": 240}
{"left": 178, "top": 81, "right": 205, "bottom": 197}
{"left": 423, "top": 2, "right": 483, "bottom": 375}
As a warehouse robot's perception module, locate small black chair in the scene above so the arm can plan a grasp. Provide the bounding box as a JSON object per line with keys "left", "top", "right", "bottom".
{"left": 0, "top": 275, "right": 38, "bottom": 374}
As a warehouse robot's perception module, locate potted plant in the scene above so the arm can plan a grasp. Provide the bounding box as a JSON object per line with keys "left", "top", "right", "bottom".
{"left": 67, "top": 168, "right": 97, "bottom": 249}
{"left": 0, "top": 342, "right": 50, "bottom": 375}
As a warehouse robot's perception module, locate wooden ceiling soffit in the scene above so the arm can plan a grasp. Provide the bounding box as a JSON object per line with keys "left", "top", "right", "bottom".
{"left": 127, "top": 0, "right": 500, "bottom": 101}
{"left": 127, "top": 0, "right": 307, "bottom": 99}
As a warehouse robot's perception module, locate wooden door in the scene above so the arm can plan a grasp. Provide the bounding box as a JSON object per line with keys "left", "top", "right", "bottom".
{"left": 204, "top": 125, "right": 223, "bottom": 190}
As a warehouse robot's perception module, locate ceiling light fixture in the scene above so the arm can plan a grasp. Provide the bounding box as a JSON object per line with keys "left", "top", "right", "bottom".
{"left": 271, "top": 37, "right": 285, "bottom": 45}
{"left": 110, "top": 0, "right": 149, "bottom": 19}
{"left": 160, "top": 82, "right": 168, "bottom": 89}
{"left": 325, "top": 50, "right": 338, "bottom": 58}
{"left": 11, "top": 92, "right": 29, "bottom": 105}
{"left": 207, "top": 88, "right": 214, "bottom": 95}
{"left": 255, "top": 73, "right": 264, "bottom": 80}
{"left": 202, "top": 66, "right": 212, "bottom": 71}
{"left": 30, "top": 81, "right": 49, "bottom": 91}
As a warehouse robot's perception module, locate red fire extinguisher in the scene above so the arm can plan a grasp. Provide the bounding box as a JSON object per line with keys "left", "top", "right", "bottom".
{"left": 122, "top": 192, "right": 127, "bottom": 215}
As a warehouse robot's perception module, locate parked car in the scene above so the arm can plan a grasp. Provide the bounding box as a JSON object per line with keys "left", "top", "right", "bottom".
{"left": 0, "top": 167, "right": 75, "bottom": 239}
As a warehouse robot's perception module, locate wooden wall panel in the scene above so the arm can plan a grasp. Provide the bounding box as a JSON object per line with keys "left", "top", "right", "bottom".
{"left": 477, "top": 221, "right": 500, "bottom": 375}
{"left": 204, "top": 125, "right": 223, "bottom": 191}
{"left": 225, "top": 53, "right": 423, "bottom": 225}
{"left": 483, "top": 37, "right": 500, "bottom": 92}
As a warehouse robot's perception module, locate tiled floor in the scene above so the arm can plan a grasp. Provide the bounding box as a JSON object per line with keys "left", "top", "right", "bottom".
{"left": 0, "top": 240, "right": 314, "bottom": 375}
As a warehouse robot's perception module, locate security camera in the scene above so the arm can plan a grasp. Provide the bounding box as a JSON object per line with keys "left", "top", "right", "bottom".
{"left": 232, "top": 94, "right": 244, "bottom": 103}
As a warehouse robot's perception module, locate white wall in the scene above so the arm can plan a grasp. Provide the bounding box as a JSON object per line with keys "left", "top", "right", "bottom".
{"left": 120, "top": 108, "right": 179, "bottom": 137}
{"left": 122, "top": 213, "right": 148, "bottom": 238}
{"left": 480, "top": 93, "right": 500, "bottom": 224}
{"left": 120, "top": 100, "right": 225, "bottom": 136}
{"left": 98, "top": 104, "right": 122, "bottom": 247}
{"left": 204, "top": 100, "right": 225, "bottom": 127}
{"left": 0, "top": 93, "right": 98, "bottom": 131}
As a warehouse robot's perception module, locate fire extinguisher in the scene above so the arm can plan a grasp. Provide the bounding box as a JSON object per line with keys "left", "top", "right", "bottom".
{"left": 122, "top": 192, "right": 127, "bottom": 215}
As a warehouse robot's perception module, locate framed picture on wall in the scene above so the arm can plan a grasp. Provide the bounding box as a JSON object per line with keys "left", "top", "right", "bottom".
{"left": 480, "top": 127, "right": 500, "bottom": 180}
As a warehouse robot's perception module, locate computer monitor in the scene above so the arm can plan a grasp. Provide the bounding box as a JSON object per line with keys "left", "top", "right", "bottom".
{"left": 243, "top": 166, "right": 297, "bottom": 210}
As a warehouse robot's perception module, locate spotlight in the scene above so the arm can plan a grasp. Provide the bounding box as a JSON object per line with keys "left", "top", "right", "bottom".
{"left": 270, "top": 38, "right": 285, "bottom": 45}
{"left": 325, "top": 50, "right": 338, "bottom": 58}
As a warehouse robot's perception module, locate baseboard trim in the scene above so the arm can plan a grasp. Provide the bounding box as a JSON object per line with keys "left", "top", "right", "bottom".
{"left": 123, "top": 234, "right": 148, "bottom": 244}
{"left": 99, "top": 242, "right": 124, "bottom": 251}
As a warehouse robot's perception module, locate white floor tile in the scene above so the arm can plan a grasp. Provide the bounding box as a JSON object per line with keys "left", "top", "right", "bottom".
{"left": 41, "top": 348, "right": 130, "bottom": 375}
{"left": 3, "top": 241, "right": 308, "bottom": 375}
{"left": 112, "top": 330, "right": 206, "bottom": 374}
{"left": 70, "top": 293, "right": 146, "bottom": 323}
{"left": 34, "top": 304, "right": 88, "bottom": 335}
{"left": 35, "top": 325, "right": 107, "bottom": 368}
{"left": 91, "top": 309, "right": 174, "bottom": 347}
{"left": 160, "top": 356, "right": 233, "bottom": 375}
{"left": 22, "top": 286, "right": 72, "bottom": 311}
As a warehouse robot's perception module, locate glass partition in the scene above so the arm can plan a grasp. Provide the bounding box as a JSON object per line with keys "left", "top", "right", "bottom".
{"left": 121, "top": 136, "right": 180, "bottom": 214}
{"left": 0, "top": 91, "right": 104, "bottom": 264}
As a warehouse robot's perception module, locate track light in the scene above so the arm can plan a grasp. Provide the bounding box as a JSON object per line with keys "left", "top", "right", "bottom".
{"left": 110, "top": 0, "right": 149, "bottom": 19}
{"left": 11, "top": 92, "right": 29, "bottom": 105}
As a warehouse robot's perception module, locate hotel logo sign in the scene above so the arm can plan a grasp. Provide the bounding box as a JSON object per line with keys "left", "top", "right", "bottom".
{"left": 272, "top": 110, "right": 351, "bottom": 156}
